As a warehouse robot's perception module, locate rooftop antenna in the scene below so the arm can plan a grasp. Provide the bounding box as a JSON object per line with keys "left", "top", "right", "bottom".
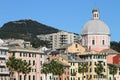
{"left": 94, "top": 0, "right": 97, "bottom": 8}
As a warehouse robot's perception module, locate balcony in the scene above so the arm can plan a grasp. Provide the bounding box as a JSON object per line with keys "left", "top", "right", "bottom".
{"left": 0, "top": 63, "right": 6, "bottom": 67}
{"left": 0, "top": 71, "right": 9, "bottom": 75}
{"left": 97, "top": 59, "right": 104, "bottom": 62}
{"left": 0, "top": 55, "right": 6, "bottom": 59}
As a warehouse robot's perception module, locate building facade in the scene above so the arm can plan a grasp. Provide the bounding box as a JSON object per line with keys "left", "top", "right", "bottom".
{"left": 8, "top": 46, "right": 46, "bottom": 80}
{"left": 37, "top": 31, "right": 79, "bottom": 49}
{"left": 0, "top": 47, "right": 9, "bottom": 80}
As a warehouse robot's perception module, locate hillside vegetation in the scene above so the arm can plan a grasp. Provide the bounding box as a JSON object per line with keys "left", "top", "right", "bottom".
{"left": 0, "top": 19, "right": 59, "bottom": 40}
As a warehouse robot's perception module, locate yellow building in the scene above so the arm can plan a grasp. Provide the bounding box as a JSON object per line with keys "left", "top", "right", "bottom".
{"left": 57, "top": 43, "right": 86, "bottom": 80}
{"left": 53, "top": 42, "right": 108, "bottom": 80}
{"left": 57, "top": 43, "right": 85, "bottom": 54}
{"left": 78, "top": 50, "right": 108, "bottom": 80}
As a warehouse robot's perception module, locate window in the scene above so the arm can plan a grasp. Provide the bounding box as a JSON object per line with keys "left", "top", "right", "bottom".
{"left": 29, "top": 53, "right": 31, "bottom": 57}
{"left": 90, "top": 68, "right": 92, "bottom": 72}
{"left": 78, "top": 77, "right": 80, "bottom": 80}
{"left": 19, "top": 75, "right": 22, "bottom": 80}
{"left": 94, "top": 62, "right": 96, "bottom": 65}
{"left": 28, "top": 75, "right": 31, "bottom": 80}
{"left": 20, "top": 52, "right": 22, "bottom": 57}
{"left": 12, "top": 52, "right": 15, "bottom": 56}
{"left": 109, "top": 77, "right": 111, "bottom": 80}
{"left": 33, "top": 75, "right": 35, "bottom": 80}
{"left": 41, "top": 55, "right": 42, "bottom": 58}
{"left": 92, "top": 40, "right": 95, "bottom": 45}
{"left": 23, "top": 53, "right": 27, "bottom": 57}
{"left": 73, "top": 63, "right": 75, "bottom": 66}
{"left": 40, "top": 61, "right": 42, "bottom": 65}
{"left": 102, "top": 40, "right": 105, "bottom": 45}
{"left": 90, "top": 62, "right": 92, "bottom": 66}
{"left": 71, "top": 69, "right": 72, "bottom": 74}
{"left": 32, "top": 54, "right": 36, "bottom": 58}
{"left": 32, "top": 69, "right": 36, "bottom": 72}
{"left": 33, "top": 60, "right": 35, "bottom": 66}
{"left": 50, "top": 76, "right": 52, "bottom": 80}
{"left": 40, "top": 77, "right": 42, "bottom": 80}
{"left": 90, "top": 55, "right": 92, "bottom": 59}
{"left": 104, "top": 62, "right": 105, "bottom": 66}
{"left": 119, "top": 72, "right": 120, "bottom": 75}
{"left": 24, "top": 75, "right": 26, "bottom": 80}
{"left": 29, "top": 60, "right": 31, "bottom": 65}
{"left": 90, "top": 75, "right": 92, "bottom": 78}
{"left": 75, "top": 44, "right": 78, "bottom": 48}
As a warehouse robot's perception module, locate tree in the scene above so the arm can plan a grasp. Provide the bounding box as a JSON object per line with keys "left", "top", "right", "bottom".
{"left": 55, "top": 63, "right": 64, "bottom": 80}
{"left": 14, "top": 59, "right": 23, "bottom": 80}
{"left": 21, "top": 61, "right": 31, "bottom": 80}
{"left": 6, "top": 56, "right": 31, "bottom": 80}
{"left": 78, "top": 63, "right": 88, "bottom": 80}
{"left": 109, "top": 64, "right": 117, "bottom": 80}
{"left": 95, "top": 62, "right": 104, "bottom": 80}
{"left": 6, "top": 56, "right": 17, "bottom": 80}
{"left": 110, "top": 41, "right": 120, "bottom": 52}
{"left": 41, "top": 63, "right": 50, "bottom": 80}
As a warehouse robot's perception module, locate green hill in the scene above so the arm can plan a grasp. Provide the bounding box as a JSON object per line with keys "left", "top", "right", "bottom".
{"left": 0, "top": 19, "right": 59, "bottom": 40}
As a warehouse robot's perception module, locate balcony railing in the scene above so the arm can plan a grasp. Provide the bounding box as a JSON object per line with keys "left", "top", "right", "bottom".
{"left": 0, "top": 55, "right": 6, "bottom": 59}
{"left": 0, "top": 71, "right": 9, "bottom": 75}
{"left": 0, "top": 63, "right": 6, "bottom": 67}
{"left": 97, "top": 59, "right": 104, "bottom": 62}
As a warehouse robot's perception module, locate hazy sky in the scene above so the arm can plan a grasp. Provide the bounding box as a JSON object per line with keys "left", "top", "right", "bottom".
{"left": 0, "top": 0, "right": 120, "bottom": 41}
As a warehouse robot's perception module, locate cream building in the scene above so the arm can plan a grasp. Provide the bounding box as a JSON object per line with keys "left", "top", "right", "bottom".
{"left": 78, "top": 50, "right": 108, "bottom": 80}
{"left": 37, "top": 31, "right": 79, "bottom": 49}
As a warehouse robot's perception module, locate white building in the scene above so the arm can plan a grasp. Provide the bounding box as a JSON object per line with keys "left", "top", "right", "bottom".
{"left": 37, "top": 31, "right": 79, "bottom": 49}
{"left": 0, "top": 46, "right": 9, "bottom": 80}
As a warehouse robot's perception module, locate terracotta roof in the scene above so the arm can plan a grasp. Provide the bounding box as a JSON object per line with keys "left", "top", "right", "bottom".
{"left": 100, "top": 49, "right": 119, "bottom": 54}
{"left": 57, "top": 44, "right": 72, "bottom": 49}
{"left": 9, "top": 46, "right": 44, "bottom": 54}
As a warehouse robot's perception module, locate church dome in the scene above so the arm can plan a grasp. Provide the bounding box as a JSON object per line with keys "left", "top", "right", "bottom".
{"left": 81, "top": 9, "right": 110, "bottom": 35}
{"left": 82, "top": 20, "right": 110, "bottom": 35}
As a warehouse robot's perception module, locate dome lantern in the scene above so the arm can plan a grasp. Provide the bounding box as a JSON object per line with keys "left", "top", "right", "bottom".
{"left": 92, "top": 8, "right": 99, "bottom": 20}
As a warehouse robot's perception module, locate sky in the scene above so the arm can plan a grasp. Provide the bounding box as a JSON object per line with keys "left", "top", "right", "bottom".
{"left": 0, "top": 0, "right": 120, "bottom": 41}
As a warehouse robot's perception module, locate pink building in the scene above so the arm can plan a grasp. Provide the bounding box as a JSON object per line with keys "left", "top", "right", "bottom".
{"left": 8, "top": 46, "right": 46, "bottom": 80}
{"left": 100, "top": 49, "right": 119, "bottom": 64}
{"left": 81, "top": 8, "right": 110, "bottom": 52}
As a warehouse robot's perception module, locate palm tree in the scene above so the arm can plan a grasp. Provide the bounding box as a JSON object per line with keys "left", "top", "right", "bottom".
{"left": 49, "top": 60, "right": 64, "bottom": 80}
{"left": 14, "top": 59, "right": 23, "bottom": 80}
{"left": 21, "top": 61, "right": 31, "bottom": 80}
{"left": 49, "top": 60, "right": 57, "bottom": 80}
{"left": 109, "top": 64, "right": 117, "bottom": 80}
{"left": 95, "top": 62, "right": 104, "bottom": 80}
{"left": 41, "top": 63, "right": 50, "bottom": 80}
{"left": 78, "top": 63, "right": 88, "bottom": 80}
{"left": 55, "top": 63, "right": 64, "bottom": 80}
{"left": 6, "top": 56, "right": 16, "bottom": 80}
